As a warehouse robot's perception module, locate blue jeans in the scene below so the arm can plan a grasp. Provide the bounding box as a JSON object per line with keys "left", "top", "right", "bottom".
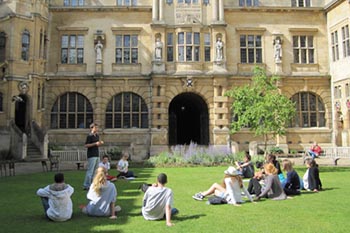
{"left": 40, "top": 197, "right": 50, "bottom": 220}
{"left": 83, "top": 157, "right": 100, "bottom": 188}
{"left": 308, "top": 150, "right": 317, "bottom": 159}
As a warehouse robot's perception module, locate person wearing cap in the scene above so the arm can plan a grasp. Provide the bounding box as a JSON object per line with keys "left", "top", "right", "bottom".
{"left": 83, "top": 123, "right": 104, "bottom": 190}
{"left": 192, "top": 166, "right": 254, "bottom": 206}
{"left": 142, "top": 173, "right": 178, "bottom": 227}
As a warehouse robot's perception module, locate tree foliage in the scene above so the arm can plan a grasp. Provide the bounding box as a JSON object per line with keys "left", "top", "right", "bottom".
{"left": 225, "top": 67, "right": 296, "bottom": 146}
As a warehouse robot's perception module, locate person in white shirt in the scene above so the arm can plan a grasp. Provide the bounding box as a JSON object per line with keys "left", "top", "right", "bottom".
{"left": 117, "top": 151, "right": 135, "bottom": 178}
{"left": 36, "top": 173, "right": 74, "bottom": 221}
{"left": 142, "top": 173, "right": 178, "bottom": 227}
{"left": 99, "top": 155, "right": 117, "bottom": 181}
{"left": 192, "top": 166, "right": 254, "bottom": 206}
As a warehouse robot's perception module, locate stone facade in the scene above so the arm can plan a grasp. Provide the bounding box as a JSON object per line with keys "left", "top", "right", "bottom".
{"left": 0, "top": 0, "right": 347, "bottom": 160}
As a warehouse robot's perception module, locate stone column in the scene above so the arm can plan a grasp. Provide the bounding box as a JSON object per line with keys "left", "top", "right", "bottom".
{"left": 152, "top": 0, "right": 158, "bottom": 21}
{"left": 212, "top": 0, "right": 218, "bottom": 22}
{"left": 159, "top": 0, "right": 164, "bottom": 22}
{"left": 218, "top": 0, "right": 224, "bottom": 22}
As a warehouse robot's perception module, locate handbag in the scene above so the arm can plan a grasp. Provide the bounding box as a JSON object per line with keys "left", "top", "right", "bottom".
{"left": 208, "top": 195, "right": 228, "bottom": 205}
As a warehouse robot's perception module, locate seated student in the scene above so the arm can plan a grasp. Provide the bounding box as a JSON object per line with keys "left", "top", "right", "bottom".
{"left": 81, "top": 167, "right": 121, "bottom": 219}
{"left": 142, "top": 173, "right": 178, "bottom": 227}
{"left": 307, "top": 142, "right": 322, "bottom": 159}
{"left": 36, "top": 173, "right": 74, "bottom": 222}
{"left": 254, "top": 163, "right": 287, "bottom": 201}
{"left": 281, "top": 159, "right": 301, "bottom": 195}
{"left": 117, "top": 151, "right": 135, "bottom": 178}
{"left": 192, "top": 166, "right": 254, "bottom": 206}
{"left": 99, "top": 155, "right": 117, "bottom": 182}
{"left": 303, "top": 158, "right": 322, "bottom": 192}
{"left": 235, "top": 153, "right": 255, "bottom": 178}
{"left": 267, "top": 154, "right": 285, "bottom": 183}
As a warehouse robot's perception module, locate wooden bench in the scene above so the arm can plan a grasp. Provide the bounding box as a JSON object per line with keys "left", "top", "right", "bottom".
{"left": 304, "top": 146, "right": 350, "bottom": 165}
{"left": 49, "top": 149, "right": 106, "bottom": 170}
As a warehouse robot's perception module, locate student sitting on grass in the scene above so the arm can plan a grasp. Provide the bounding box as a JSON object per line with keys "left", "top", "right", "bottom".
{"left": 99, "top": 155, "right": 117, "bottom": 182}
{"left": 142, "top": 173, "right": 178, "bottom": 227}
{"left": 81, "top": 167, "right": 121, "bottom": 219}
{"left": 192, "top": 166, "right": 254, "bottom": 206}
{"left": 117, "top": 151, "right": 135, "bottom": 178}
{"left": 235, "top": 153, "right": 255, "bottom": 178}
{"left": 303, "top": 158, "right": 322, "bottom": 192}
{"left": 254, "top": 163, "right": 287, "bottom": 201}
{"left": 281, "top": 159, "right": 301, "bottom": 196}
{"left": 36, "top": 173, "right": 74, "bottom": 222}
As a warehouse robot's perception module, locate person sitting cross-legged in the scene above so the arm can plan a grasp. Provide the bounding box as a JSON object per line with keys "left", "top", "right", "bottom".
{"left": 36, "top": 173, "right": 74, "bottom": 222}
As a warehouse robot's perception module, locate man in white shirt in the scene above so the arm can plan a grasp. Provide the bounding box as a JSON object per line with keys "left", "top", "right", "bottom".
{"left": 142, "top": 173, "right": 178, "bottom": 227}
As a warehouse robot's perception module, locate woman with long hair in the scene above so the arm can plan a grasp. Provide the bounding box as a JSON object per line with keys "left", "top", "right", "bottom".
{"left": 282, "top": 159, "right": 301, "bottom": 195}
{"left": 254, "top": 163, "right": 287, "bottom": 201}
{"left": 192, "top": 166, "right": 253, "bottom": 206}
{"left": 82, "top": 167, "right": 120, "bottom": 219}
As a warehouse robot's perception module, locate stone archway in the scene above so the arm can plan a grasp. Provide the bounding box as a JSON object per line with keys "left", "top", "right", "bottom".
{"left": 168, "top": 93, "right": 209, "bottom": 145}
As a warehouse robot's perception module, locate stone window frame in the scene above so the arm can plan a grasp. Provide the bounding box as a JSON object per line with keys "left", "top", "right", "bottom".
{"left": 166, "top": 32, "right": 174, "bottom": 62}
{"left": 0, "top": 31, "right": 6, "bottom": 63}
{"left": 177, "top": 31, "right": 201, "bottom": 62}
{"left": 239, "top": 34, "right": 263, "bottom": 64}
{"left": 290, "top": 92, "right": 326, "bottom": 128}
{"left": 331, "top": 30, "right": 339, "bottom": 62}
{"left": 60, "top": 34, "right": 85, "bottom": 64}
{"left": 239, "top": 0, "right": 259, "bottom": 7}
{"left": 116, "top": 0, "right": 137, "bottom": 6}
{"left": 63, "top": 0, "right": 85, "bottom": 6}
{"left": 203, "top": 32, "right": 211, "bottom": 62}
{"left": 341, "top": 24, "right": 350, "bottom": 58}
{"left": 50, "top": 92, "right": 93, "bottom": 129}
{"left": 105, "top": 92, "right": 148, "bottom": 129}
{"left": 291, "top": 0, "right": 311, "bottom": 7}
{"left": 21, "top": 30, "right": 30, "bottom": 61}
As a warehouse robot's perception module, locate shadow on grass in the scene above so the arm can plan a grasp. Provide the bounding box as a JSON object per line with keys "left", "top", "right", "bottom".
{"left": 174, "top": 214, "right": 206, "bottom": 221}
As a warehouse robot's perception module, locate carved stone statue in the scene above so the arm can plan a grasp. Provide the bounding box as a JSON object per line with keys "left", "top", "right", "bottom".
{"left": 274, "top": 37, "right": 282, "bottom": 63}
{"left": 215, "top": 37, "right": 223, "bottom": 61}
{"left": 155, "top": 37, "right": 163, "bottom": 60}
{"left": 95, "top": 40, "right": 103, "bottom": 63}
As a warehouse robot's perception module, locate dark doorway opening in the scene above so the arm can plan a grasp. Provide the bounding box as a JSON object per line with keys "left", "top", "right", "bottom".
{"left": 15, "top": 94, "right": 28, "bottom": 133}
{"left": 168, "top": 93, "right": 209, "bottom": 145}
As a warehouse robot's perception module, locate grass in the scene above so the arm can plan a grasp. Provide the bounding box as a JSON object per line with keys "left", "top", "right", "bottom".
{"left": 1, "top": 166, "right": 350, "bottom": 233}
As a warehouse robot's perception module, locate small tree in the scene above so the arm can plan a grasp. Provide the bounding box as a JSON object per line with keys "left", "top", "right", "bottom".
{"left": 225, "top": 67, "right": 296, "bottom": 155}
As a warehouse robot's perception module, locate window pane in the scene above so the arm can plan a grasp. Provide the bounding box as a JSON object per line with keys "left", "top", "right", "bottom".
{"left": 178, "top": 46, "right": 184, "bottom": 61}
{"left": 124, "top": 35, "right": 130, "bottom": 47}
{"left": 167, "top": 47, "right": 174, "bottom": 62}
{"left": 240, "top": 35, "right": 246, "bottom": 47}
{"left": 131, "top": 35, "right": 138, "bottom": 47}
{"left": 186, "top": 46, "right": 192, "bottom": 61}
{"left": 123, "top": 93, "right": 130, "bottom": 111}
{"left": 69, "top": 35, "right": 76, "bottom": 48}
{"left": 116, "top": 48, "right": 122, "bottom": 63}
{"left": 124, "top": 49, "right": 130, "bottom": 63}
{"left": 123, "top": 114, "right": 130, "bottom": 128}
{"left": 116, "top": 35, "right": 123, "bottom": 47}
{"left": 194, "top": 32, "right": 200, "bottom": 44}
{"left": 69, "top": 94, "right": 76, "bottom": 112}
{"left": 61, "top": 36, "right": 69, "bottom": 48}
{"left": 69, "top": 49, "right": 76, "bottom": 63}
{"left": 178, "top": 32, "right": 184, "bottom": 44}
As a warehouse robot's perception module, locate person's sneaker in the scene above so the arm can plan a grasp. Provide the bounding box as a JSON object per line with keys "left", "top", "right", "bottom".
{"left": 192, "top": 193, "right": 204, "bottom": 201}
{"left": 171, "top": 208, "right": 179, "bottom": 216}
{"left": 114, "top": 205, "right": 122, "bottom": 212}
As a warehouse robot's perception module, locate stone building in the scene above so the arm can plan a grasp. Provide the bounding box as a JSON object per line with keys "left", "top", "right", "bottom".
{"left": 0, "top": 0, "right": 348, "bottom": 160}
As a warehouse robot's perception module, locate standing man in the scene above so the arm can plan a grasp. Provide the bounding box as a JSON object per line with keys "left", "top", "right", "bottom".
{"left": 83, "top": 123, "right": 104, "bottom": 190}
{"left": 142, "top": 173, "right": 178, "bottom": 227}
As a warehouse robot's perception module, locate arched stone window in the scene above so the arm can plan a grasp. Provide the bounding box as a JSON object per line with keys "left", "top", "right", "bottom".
{"left": 105, "top": 92, "right": 148, "bottom": 128}
{"left": 50, "top": 92, "right": 93, "bottom": 129}
{"left": 290, "top": 92, "right": 326, "bottom": 128}
{"left": 21, "top": 30, "right": 30, "bottom": 61}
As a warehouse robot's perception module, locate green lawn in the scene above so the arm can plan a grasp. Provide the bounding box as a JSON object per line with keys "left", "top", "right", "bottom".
{"left": 0, "top": 166, "right": 350, "bottom": 233}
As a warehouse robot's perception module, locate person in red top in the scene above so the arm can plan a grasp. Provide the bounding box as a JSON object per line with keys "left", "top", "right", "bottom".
{"left": 308, "top": 142, "right": 322, "bottom": 159}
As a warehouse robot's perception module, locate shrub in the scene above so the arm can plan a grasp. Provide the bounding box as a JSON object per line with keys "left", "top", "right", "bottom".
{"left": 106, "top": 147, "right": 122, "bottom": 160}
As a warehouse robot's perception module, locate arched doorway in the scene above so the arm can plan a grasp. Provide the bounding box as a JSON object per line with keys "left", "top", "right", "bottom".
{"left": 168, "top": 93, "right": 209, "bottom": 145}
{"left": 14, "top": 94, "right": 29, "bottom": 133}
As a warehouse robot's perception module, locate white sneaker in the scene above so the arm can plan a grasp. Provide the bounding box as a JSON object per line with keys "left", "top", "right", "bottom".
{"left": 192, "top": 193, "right": 204, "bottom": 201}
{"left": 114, "top": 205, "right": 122, "bottom": 212}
